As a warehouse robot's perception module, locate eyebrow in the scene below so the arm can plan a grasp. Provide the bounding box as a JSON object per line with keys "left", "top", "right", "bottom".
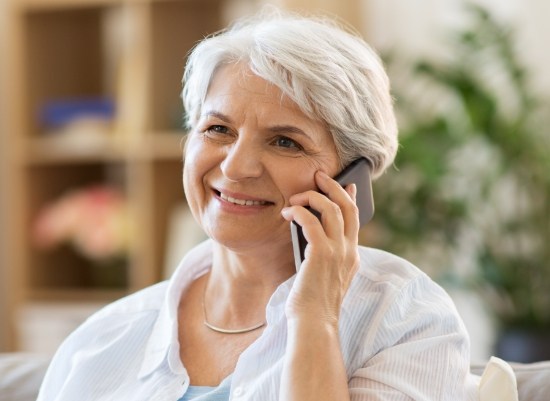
{"left": 202, "top": 110, "right": 314, "bottom": 141}
{"left": 268, "top": 124, "right": 311, "bottom": 139}
{"left": 203, "top": 110, "right": 232, "bottom": 123}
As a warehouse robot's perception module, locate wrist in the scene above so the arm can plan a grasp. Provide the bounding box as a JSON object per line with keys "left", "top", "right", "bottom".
{"left": 285, "top": 301, "right": 341, "bottom": 329}
{"left": 286, "top": 314, "right": 340, "bottom": 340}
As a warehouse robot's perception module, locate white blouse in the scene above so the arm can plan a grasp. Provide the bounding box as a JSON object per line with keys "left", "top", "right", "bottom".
{"left": 37, "top": 240, "right": 479, "bottom": 401}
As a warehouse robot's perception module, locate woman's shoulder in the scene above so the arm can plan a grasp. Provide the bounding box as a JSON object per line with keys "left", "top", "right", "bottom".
{"left": 86, "top": 280, "right": 170, "bottom": 323}
{"left": 349, "top": 246, "right": 457, "bottom": 314}
{"left": 342, "top": 247, "right": 467, "bottom": 357}
{"left": 355, "top": 246, "right": 427, "bottom": 289}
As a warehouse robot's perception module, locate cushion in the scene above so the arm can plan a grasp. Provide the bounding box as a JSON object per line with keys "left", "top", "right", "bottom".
{"left": 472, "top": 359, "right": 550, "bottom": 401}
{"left": 0, "top": 353, "right": 50, "bottom": 401}
{"left": 511, "top": 361, "right": 550, "bottom": 401}
{"left": 478, "top": 357, "right": 518, "bottom": 401}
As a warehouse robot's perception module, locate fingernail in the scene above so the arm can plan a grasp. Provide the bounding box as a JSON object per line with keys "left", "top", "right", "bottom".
{"left": 281, "top": 207, "right": 291, "bottom": 218}
{"left": 351, "top": 183, "right": 357, "bottom": 199}
{"left": 317, "top": 170, "right": 330, "bottom": 179}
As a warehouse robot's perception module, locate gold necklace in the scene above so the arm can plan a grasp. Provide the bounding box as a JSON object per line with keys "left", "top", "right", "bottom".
{"left": 202, "top": 286, "right": 266, "bottom": 335}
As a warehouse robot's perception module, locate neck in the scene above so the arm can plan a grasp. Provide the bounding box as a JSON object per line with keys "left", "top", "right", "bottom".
{"left": 213, "top": 238, "right": 296, "bottom": 286}
{"left": 203, "top": 241, "right": 295, "bottom": 328}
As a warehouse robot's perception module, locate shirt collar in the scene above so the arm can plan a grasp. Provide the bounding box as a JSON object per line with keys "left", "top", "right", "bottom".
{"left": 138, "top": 240, "right": 213, "bottom": 379}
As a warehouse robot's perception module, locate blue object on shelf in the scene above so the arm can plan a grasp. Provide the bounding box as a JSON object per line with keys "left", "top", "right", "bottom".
{"left": 40, "top": 98, "right": 116, "bottom": 129}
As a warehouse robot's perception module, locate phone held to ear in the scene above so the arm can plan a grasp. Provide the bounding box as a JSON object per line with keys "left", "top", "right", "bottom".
{"left": 290, "top": 157, "right": 374, "bottom": 272}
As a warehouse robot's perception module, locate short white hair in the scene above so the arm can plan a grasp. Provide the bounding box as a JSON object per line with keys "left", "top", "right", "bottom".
{"left": 182, "top": 9, "right": 398, "bottom": 178}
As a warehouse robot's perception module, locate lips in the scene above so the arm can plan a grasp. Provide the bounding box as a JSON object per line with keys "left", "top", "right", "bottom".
{"left": 214, "top": 189, "right": 272, "bottom": 207}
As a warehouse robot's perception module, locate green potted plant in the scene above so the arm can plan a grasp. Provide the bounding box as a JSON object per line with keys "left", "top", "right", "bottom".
{"left": 369, "top": 4, "right": 550, "bottom": 362}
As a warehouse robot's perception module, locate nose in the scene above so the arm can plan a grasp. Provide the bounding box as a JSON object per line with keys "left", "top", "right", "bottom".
{"left": 220, "top": 136, "right": 264, "bottom": 181}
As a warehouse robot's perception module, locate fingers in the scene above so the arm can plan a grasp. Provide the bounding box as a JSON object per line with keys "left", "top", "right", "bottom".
{"left": 283, "top": 171, "right": 360, "bottom": 240}
{"left": 316, "top": 171, "right": 359, "bottom": 238}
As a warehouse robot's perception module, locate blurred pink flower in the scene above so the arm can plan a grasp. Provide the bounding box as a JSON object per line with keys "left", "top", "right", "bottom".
{"left": 32, "top": 185, "right": 130, "bottom": 261}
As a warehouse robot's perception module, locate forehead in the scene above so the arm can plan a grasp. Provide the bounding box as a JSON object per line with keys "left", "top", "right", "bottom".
{"left": 204, "top": 63, "right": 309, "bottom": 118}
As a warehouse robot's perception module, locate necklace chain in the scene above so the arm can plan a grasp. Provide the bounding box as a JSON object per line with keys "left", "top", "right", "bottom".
{"left": 203, "top": 318, "right": 266, "bottom": 334}
{"left": 202, "top": 285, "right": 266, "bottom": 335}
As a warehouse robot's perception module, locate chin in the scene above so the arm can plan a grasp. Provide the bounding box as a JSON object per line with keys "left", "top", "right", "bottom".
{"left": 209, "top": 226, "right": 290, "bottom": 253}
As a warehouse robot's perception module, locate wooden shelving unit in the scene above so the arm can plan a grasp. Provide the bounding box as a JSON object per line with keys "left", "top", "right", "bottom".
{"left": 2, "top": 0, "right": 224, "bottom": 351}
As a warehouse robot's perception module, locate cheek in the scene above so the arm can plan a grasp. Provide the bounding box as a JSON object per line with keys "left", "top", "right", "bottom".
{"left": 274, "top": 167, "right": 317, "bottom": 203}
{"left": 183, "top": 139, "right": 206, "bottom": 201}
{"left": 182, "top": 154, "right": 195, "bottom": 191}
{"left": 182, "top": 162, "right": 197, "bottom": 215}
{"left": 182, "top": 162, "right": 193, "bottom": 195}
{"left": 182, "top": 154, "right": 210, "bottom": 235}
{"left": 183, "top": 135, "right": 207, "bottom": 179}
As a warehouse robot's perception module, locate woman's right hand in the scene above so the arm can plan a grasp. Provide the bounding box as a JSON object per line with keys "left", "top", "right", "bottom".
{"left": 281, "top": 170, "right": 360, "bottom": 328}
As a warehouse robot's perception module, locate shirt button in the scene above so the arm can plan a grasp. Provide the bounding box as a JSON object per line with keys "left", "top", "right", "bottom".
{"left": 233, "top": 386, "right": 244, "bottom": 397}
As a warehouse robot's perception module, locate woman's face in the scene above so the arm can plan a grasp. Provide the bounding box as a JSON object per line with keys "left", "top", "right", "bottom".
{"left": 183, "top": 63, "right": 340, "bottom": 252}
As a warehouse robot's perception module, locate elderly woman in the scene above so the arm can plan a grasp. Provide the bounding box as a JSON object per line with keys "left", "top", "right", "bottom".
{"left": 37, "top": 10, "right": 476, "bottom": 401}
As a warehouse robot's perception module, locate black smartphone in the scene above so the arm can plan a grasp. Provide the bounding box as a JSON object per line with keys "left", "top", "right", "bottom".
{"left": 290, "top": 157, "right": 374, "bottom": 271}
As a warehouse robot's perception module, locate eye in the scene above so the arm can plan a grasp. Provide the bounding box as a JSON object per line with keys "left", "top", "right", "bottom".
{"left": 202, "top": 125, "right": 233, "bottom": 142}
{"left": 206, "top": 125, "right": 229, "bottom": 134}
{"left": 200, "top": 124, "right": 234, "bottom": 144}
{"left": 273, "top": 136, "right": 303, "bottom": 150}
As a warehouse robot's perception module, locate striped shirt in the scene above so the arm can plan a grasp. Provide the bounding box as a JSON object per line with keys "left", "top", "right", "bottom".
{"left": 37, "top": 240, "right": 478, "bottom": 401}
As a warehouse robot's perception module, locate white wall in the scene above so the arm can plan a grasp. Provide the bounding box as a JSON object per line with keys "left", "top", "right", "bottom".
{"left": 364, "top": 0, "right": 550, "bottom": 94}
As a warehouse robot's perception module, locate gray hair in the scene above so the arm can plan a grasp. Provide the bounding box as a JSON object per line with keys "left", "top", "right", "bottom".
{"left": 182, "top": 9, "right": 398, "bottom": 178}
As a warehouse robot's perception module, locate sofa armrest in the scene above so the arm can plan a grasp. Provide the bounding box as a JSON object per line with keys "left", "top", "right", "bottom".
{"left": 511, "top": 361, "right": 550, "bottom": 401}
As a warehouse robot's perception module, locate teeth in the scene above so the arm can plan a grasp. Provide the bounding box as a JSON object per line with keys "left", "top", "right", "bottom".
{"left": 219, "top": 192, "right": 267, "bottom": 206}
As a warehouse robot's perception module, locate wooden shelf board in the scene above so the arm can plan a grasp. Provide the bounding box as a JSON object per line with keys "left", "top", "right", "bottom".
{"left": 21, "top": 132, "right": 187, "bottom": 164}
{"left": 22, "top": 135, "right": 126, "bottom": 165}
{"left": 26, "top": 287, "right": 128, "bottom": 303}
{"left": 15, "top": 0, "right": 118, "bottom": 12}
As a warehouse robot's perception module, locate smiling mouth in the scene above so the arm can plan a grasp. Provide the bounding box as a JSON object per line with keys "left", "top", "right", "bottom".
{"left": 217, "top": 191, "right": 271, "bottom": 206}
